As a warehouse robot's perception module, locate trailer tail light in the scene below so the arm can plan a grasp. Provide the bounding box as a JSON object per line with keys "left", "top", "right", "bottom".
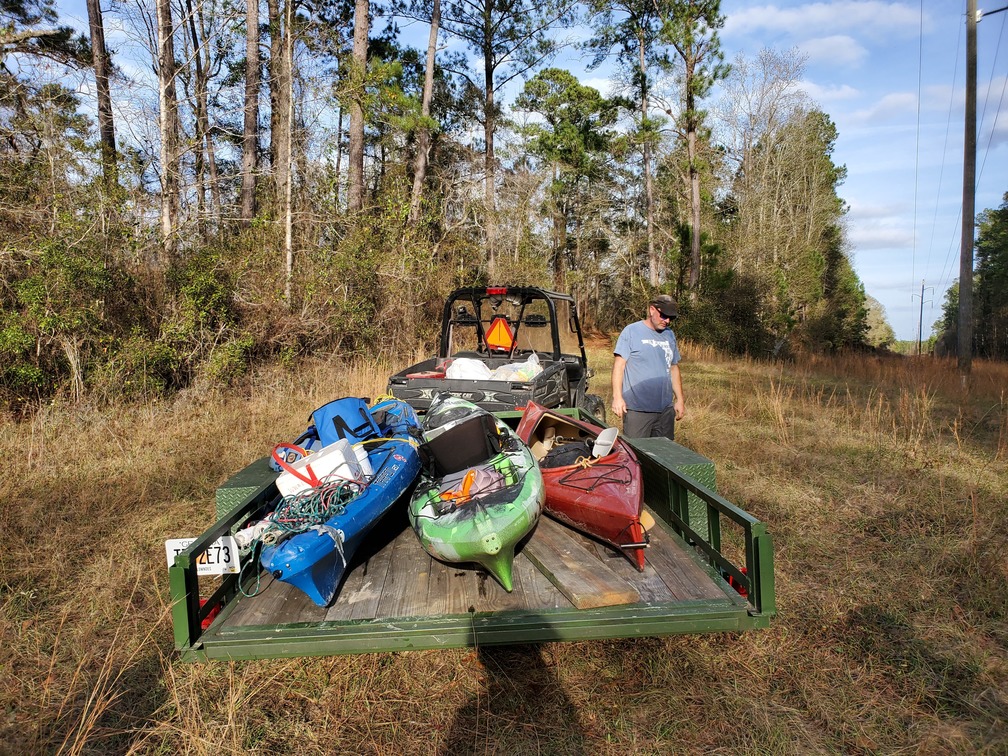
{"left": 485, "top": 287, "right": 507, "bottom": 295}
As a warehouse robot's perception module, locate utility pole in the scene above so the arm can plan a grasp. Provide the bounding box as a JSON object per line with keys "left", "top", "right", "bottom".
{"left": 958, "top": 2, "right": 1008, "bottom": 375}
{"left": 912, "top": 280, "right": 933, "bottom": 355}
{"left": 959, "top": 0, "right": 977, "bottom": 377}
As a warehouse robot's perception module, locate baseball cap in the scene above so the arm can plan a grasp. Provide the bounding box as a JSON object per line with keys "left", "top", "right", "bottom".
{"left": 649, "top": 295, "right": 678, "bottom": 319}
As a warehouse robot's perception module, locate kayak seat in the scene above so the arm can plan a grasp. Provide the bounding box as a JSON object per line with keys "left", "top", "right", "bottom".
{"left": 312, "top": 397, "right": 381, "bottom": 446}
{"left": 540, "top": 440, "right": 592, "bottom": 468}
{"left": 421, "top": 412, "right": 502, "bottom": 477}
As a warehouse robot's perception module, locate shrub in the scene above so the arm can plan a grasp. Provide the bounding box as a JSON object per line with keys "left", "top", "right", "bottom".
{"left": 89, "top": 332, "right": 184, "bottom": 402}
{"left": 204, "top": 335, "right": 256, "bottom": 384}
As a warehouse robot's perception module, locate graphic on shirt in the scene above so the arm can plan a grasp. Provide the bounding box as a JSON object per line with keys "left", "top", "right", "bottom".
{"left": 641, "top": 338, "right": 676, "bottom": 368}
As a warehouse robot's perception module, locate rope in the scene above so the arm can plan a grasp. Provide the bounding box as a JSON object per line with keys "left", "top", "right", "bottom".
{"left": 356, "top": 435, "right": 419, "bottom": 450}
{"left": 238, "top": 474, "right": 364, "bottom": 597}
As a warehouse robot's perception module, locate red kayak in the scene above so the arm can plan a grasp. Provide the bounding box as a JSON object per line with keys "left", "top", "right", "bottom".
{"left": 516, "top": 401, "right": 648, "bottom": 570}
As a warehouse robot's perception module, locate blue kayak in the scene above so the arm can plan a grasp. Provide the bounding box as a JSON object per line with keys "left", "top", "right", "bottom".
{"left": 259, "top": 398, "right": 422, "bottom": 607}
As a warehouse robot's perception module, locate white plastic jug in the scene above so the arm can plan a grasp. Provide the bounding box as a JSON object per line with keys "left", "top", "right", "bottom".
{"left": 352, "top": 442, "right": 374, "bottom": 477}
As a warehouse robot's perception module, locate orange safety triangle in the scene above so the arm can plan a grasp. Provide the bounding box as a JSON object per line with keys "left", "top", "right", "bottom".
{"left": 485, "top": 317, "right": 514, "bottom": 352}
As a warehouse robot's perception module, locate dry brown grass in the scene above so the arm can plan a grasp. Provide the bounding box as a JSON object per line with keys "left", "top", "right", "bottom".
{"left": 1, "top": 350, "right": 1006, "bottom": 754}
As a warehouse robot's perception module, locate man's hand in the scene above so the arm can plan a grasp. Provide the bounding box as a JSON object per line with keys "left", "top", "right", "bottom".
{"left": 612, "top": 396, "right": 627, "bottom": 418}
{"left": 670, "top": 363, "right": 685, "bottom": 421}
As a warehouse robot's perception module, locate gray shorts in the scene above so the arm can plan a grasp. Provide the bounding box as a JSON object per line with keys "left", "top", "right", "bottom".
{"left": 622, "top": 405, "right": 676, "bottom": 440}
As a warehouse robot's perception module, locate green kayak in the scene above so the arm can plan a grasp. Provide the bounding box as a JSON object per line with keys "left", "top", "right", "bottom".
{"left": 409, "top": 395, "right": 544, "bottom": 591}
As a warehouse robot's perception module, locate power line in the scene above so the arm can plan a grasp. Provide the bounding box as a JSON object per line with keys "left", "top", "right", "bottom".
{"left": 958, "top": 0, "right": 980, "bottom": 376}
{"left": 958, "top": 2, "right": 1006, "bottom": 375}
{"left": 937, "top": 5, "right": 1005, "bottom": 302}
{"left": 976, "top": 8, "right": 1007, "bottom": 184}
{"left": 926, "top": 13, "right": 961, "bottom": 281}
{"left": 912, "top": 0, "right": 923, "bottom": 296}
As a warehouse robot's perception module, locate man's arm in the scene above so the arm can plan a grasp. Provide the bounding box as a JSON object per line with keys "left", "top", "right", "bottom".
{"left": 611, "top": 355, "right": 627, "bottom": 417}
{"left": 670, "top": 363, "right": 685, "bottom": 420}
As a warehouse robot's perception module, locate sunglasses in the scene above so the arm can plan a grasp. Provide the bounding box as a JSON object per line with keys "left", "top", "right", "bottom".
{"left": 652, "top": 307, "right": 674, "bottom": 321}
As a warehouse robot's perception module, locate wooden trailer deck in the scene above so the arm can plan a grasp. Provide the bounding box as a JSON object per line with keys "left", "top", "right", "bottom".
{"left": 171, "top": 415, "right": 775, "bottom": 661}
{"left": 221, "top": 509, "right": 736, "bottom": 627}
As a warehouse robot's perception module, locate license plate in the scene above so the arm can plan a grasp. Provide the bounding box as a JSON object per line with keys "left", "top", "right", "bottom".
{"left": 165, "top": 536, "right": 240, "bottom": 575}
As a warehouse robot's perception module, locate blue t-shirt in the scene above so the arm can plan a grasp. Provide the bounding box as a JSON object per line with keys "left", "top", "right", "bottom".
{"left": 614, "top": 320, "right": 681, "bottom": 412}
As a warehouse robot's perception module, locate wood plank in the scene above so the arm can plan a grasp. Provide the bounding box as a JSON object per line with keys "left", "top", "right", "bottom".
{"left": 323, "top": 517, "right": 406, "bottom": 621}
{"left": 223, "top": 571, "right": 282, "bottom": 627}
{"left": 646, "top": 522, "right": 726, "bottom": 601}
{"left": 322, "top": 556, "right": 370, "bottom": 621}
{"left": 429, "top": 557, "right": 481, "bottom": 615}
{"left": 221, "top": 506, "right": 729, "bottom": 630}
{"left": 423, "top": 553, "right": 451, "bottom": 616}
{"left": 512, "top": 552, "right": 568, "bottom": 610}
{"left": 225, "top": 571, "right": 326, "bottom": 627}
{"left": 374, "top": 526, "right": 434, "bottom": 619}
{"left": 471, "top": 552, "right": 530, "bottom": 613}
{"left": 574, "top": 534, "right": 676, "bottom": 605}
{"left": 522, "top": 516, "right": 640, "bottom": 609}
{"left": 280, "top": 580, "right": 328, "bottom": 624}
{"left": 343, "top": 535, "right": 396, "bottom": 620}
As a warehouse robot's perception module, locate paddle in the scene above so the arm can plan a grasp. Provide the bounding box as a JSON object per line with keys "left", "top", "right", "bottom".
{"left": 591, "top": 426, "right": 618, "bottom": 458}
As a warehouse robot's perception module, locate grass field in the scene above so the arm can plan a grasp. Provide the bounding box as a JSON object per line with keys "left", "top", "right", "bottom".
{"left": 2, "top": 347, "right": 1006, "bottom": 754}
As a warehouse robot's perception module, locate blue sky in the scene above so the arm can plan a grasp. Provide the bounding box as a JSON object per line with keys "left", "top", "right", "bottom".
{"left": 567, "top": 1, "right": 1007, "bottom": 340}
{"left": 717, "top": 1, "right": 1008, "bottom": 340}
{"left": 55, "top": 1, "right": 1006, "bottom": 340}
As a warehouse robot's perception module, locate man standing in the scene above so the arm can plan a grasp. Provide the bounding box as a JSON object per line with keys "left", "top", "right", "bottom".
{"left": 611, "top": 295, "right": 685, "bottom": 439}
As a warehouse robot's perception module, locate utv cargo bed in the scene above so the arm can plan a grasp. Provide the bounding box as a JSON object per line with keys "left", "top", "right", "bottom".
{"left": 387, "top": 286, "right": 604, "bottom": 416}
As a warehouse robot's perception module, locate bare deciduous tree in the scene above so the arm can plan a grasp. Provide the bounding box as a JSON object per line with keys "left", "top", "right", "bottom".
{"left": 155, "top": 0, "right": 180, "bottom": 261}
{"left": 241, "top": 0, "right": 260, "bottom": 224}
{"left": 347, "top": 0, "right": 368, "bottom": 213}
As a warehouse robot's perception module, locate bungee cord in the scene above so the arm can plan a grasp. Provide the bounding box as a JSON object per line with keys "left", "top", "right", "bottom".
{"left": 238, "top": 472, "right": 365, "bottom": 597}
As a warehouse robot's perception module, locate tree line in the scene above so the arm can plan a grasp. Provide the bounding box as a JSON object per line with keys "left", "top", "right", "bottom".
{"left": 932, "top": 192, "right": 1008, "bottom": 361}
{"left": 2, "top": 0, "right": 885, "bottom": 411}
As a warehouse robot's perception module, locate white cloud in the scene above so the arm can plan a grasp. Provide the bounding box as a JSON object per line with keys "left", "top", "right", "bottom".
{"left": 980, "top": 75, "right": 1008, "bottom": 103}
{"left": 800, "top": 80, "right": 860, "bottom": 103}
{"left": 861, "top": 278, "right": 918, "bottom": 294}
{"left": 848, "top": 200, "right": 909, "bottom": 220}
{"left": 920, "top": 82, "right": 959, "bottom": 112}
{"left": 846, "top": 200, "right": 916, "bottom": 250}
{"left": 848, "top": 92, "right": 918, "bottom": 124}
{"left": 724, "top": 2, "right": 927, "bottom": 43}
{"left": 579, "top": 77, "right": 616, "bottom": 97}
{"left": 849, "top": 225, "right": 915, "bottom": 250}
{"left": 980, "top": 118, "right": 1008, "bottom": 152}
{"left": 800, "top": 35, "right": 868, "bottom": 67}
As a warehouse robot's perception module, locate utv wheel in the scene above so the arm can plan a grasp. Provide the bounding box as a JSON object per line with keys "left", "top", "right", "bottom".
{"left": 579, "top": 394, "right": 605, "bottom": 423}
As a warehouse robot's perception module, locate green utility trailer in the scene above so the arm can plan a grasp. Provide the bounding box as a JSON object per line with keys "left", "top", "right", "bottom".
{"left": 170, "top": 410, "right": 775, "bottom": 661}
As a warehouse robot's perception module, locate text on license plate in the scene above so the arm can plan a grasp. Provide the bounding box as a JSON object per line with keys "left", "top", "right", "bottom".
{"left": 165, "top": 536, "right": 239, "bottom": 575}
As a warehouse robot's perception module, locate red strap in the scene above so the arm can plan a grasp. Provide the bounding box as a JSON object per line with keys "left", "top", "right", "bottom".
{"left": 271, "top": 443, "right": 320, "bottom": 488}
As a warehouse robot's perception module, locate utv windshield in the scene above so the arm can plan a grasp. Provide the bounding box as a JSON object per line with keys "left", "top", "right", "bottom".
{"left": 443, "top": 289, "right": 583, "bottom": 359}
